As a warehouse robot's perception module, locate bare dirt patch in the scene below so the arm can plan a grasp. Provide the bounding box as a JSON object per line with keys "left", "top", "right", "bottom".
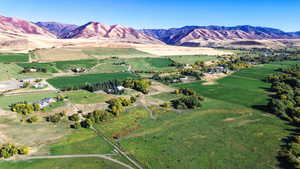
{"left": 202, "top": 73, "right": 231, "bottom": 85}
{"left": 236, "top": 119, "right": 260, "bottom": 126}
{"left": 34, "top": 48, "right": 93, "bottom": 62}
{"left": 223, "top": 117, "right": 236, "bottom": 122}
{"left": 149, "top": 81, "right": 175, "bottom": 95}
{"left": 132, "top": 44, "right": 233, "bottom": 56}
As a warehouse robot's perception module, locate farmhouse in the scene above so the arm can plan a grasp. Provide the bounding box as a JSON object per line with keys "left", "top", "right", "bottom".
{"left": 34, "top": 97, "right": 56, "bottom": 108}
{"left": 33, "top": 82, "right": 47, "bottom": 89}
{"left": 18, "top": 78, "right": 40, "bottom": 83}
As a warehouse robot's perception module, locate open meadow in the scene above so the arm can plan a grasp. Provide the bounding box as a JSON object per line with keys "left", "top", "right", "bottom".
{"left": 91, "top": 61, "right": 300, "bottom": 169}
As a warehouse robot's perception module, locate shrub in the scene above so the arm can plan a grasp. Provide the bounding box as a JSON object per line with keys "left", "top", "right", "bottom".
{"left": 11, "top": 103, "right": 35, "bottom": 115}
{"left": 172, "top": 95, "right": 204, "bottom": 109}
{"left": 123, "top": 79, "right": 151, "bottom": 94}
{"left": 0, "top": 143, "right": 29, "bottom": 159}
{"left": 46, "top": 112, "right": 65, "bottom": 123}
{"left": 27, "top": 116, "right": 39, "bottom": 123}
{"left": 70, "top": 122, "right": 81, "bottom": 129}
{"left": 69, "top": 114, "right": 80, "bottom": 122}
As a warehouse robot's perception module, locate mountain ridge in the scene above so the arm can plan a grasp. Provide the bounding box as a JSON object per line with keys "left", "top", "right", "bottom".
{"left": 0, "top": 15, "right": 56, "bottom": 38}
{"left": 35, "top": 22, "right": 78, "bottom": 38}
{"left": 142, "top": 25, "right": 300, "bottom": 45}
{"left": 60, "top": 21, "right": 161, "bottom": 43}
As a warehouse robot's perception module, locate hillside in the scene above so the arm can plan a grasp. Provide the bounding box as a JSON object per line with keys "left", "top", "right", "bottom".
{"left": 142, "top": 25, "right": 300, "bottom": 45}
{"left": 61, "top": 22, "right": 163, "bottom": 44}
{"left": 35, "top": 22, "right": 78, "bottom": 38}
{"left": 0, "top": 15, "right": 55, "bottom": 39}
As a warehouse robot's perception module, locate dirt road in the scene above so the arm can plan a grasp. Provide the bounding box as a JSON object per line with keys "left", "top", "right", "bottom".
{"left": 20, "top": 154, "right": 135, "bottom": 169}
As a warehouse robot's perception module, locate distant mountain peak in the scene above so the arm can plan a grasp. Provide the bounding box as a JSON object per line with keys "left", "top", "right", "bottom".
{"left": 35, "top": 22, "right": 78, "bottom": 38}
{"left": 61, "top": 21, "right": 162, "bottom": 43}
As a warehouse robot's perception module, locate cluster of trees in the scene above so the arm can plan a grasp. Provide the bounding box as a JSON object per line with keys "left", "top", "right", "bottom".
{"left": 22, "top": 67, "right": 47, "bottom": 73}
{"left": 237, "top": 49, "right": 300, "bottom": 65}
{"left": 75, "top": 96, "right": 136, "bottom": 129}
{"left": 174, "top": 88, "right": 196, "bottom": 96}
{"left": 10, "top": 102, "right": 40, "bottom": 115}
{"left": 0, "top": 143, "right": 29, "bottom": 159}
{"left": 79, "top": 110, "right": 110, "bottom": 128}
{"left": 62, "top": 79, "right": 151, "bottom": 95}
{"left": 265, "top": 65, "right": 300, "bottom": 168}
{"left": 172, "top": 95, "right": 204, "bottom": 109}
{"left": 171, "top": 88, "right": 204, "bottom": 109}
{"left": 123, "top": 79, "right": 151, "bottom": 94}
{"left": 70, "top": 96, "right": 137, "bottom": 129}
{"left": 180, "top": 69, "right": 203, "bottom": 79}
{"left": 152, "top": 74, "right": 185, "bottom": 84}
{"left": 62, "top": 80, "right": 123, "bottom": 93}
{"left": 106, "top": 97, "right": 136, "bottom": 116}
{"left": 267, "top": 65, "right": 300, "bottom": 121}
{"left": 46, "top": 111, "right": 66, "bottom": 123}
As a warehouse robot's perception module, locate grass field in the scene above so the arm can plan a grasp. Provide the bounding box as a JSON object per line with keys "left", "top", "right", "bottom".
{"left": 34, "top": 48, "right": 93, "bottom": 62}
{"left": 167, "top": 55, "right": 218, "bottom": 64}
{"left": 0, "top": 63, "right": 53, "bottom": 81}
{"left": 19, "top": 60, "right": 100, "bottom": 73}
{"left": 92, "top": 61, "right": 300, "bottom": 169}
{"left": 173, "top": 61, "right": 300, "bottom": 107}
{"left": 0, "top": 92, "right": 58, "bottom": 109}
{"left": 47, "top": 72, "right": 138, "bottom": 90}
{"left": 18, "top": 62, "right": 58, "bottom": 73}
{"left": 91, "top": 63, "right": 128, "bottom": 73}
{"left": 0, "top": 120, "right": 126, "bottom": 169}
{"left": 0, "top": 53, "right": 28, "bottom": 63}
{"left": 125, "top": 58, "right": 175, "bottom": 71}
{"left": 0, "top": 158, "right": 128, "bottom": 169}
{"left": 0, "top": 63, "right": 23, "bottom": 81}
{"left": 116, "top": 100, "right": 291, "bottom": 169}
{"left": 54, "top": 60, "right": 99, "bottom": 72}
{"left": 63, "top": 90, "right": 111, "bottom": 104}
{"left": 1, "top": 61, "right": 299, "bottom": 169}
{"left": 83, "top": 47, "right": 155, "bottom": 59}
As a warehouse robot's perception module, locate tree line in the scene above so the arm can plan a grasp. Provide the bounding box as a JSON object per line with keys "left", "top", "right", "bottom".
{"left": 265, "top": 64, "right": 300, "bottom": 168}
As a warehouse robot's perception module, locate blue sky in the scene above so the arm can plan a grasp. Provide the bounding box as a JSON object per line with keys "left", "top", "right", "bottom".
{"left": 1, "top": 0, "right": 299, "bottom": 31}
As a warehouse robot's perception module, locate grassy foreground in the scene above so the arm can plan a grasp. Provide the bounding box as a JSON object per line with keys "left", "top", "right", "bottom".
{"left": 0, "top": 61, "right": 299, "bottom": 169}
{"left": 97, "top": 61, "right": 300, "bottom": 169}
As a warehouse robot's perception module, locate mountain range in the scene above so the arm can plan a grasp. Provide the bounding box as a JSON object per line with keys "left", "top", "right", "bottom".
{"left": 142, "top": 25, "right": 300, "bottom": 45}
{"left": 0, "top": 14, "right": 299, "bottom": 49}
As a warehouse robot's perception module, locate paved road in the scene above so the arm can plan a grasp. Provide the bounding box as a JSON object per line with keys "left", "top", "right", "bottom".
{"left": 20, "top": 154, "right": 135, "bottom": 169}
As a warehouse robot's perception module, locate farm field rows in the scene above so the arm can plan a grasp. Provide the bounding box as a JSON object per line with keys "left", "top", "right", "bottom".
{"left": 0, "top": 53, "right": 29, "bottom": 63}
{"left": 47, "top": 72, "right": 138, "bottom": 90}
{"left": 83, "top": 47, "right": 156, "bottom": 59}
{"left": 166, "top": 55, "right": 218, "bottom": 64}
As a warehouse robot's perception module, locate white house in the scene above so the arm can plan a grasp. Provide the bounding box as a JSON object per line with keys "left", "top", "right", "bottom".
{"left": 34, "top": 98, "right": 56, "bottom": 108}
